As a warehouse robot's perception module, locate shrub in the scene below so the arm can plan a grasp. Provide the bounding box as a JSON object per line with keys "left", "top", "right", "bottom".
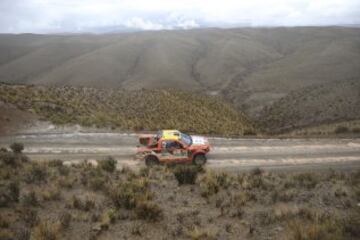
{"left": 334, "top": 126, "right": 349, "bottom": 134}
{"left": 343, "top": 212, "right": 360, "bottom": 238}
{"left": 101, "top": 208, "right": 116, "bottom": 226}
{"left": 89, "top": 176, "right": 106, "bottom": 191}
{"left": 42, "top": 187, "right": 61, "bottom": 201}
{"left": 173, "top": 165, "right": 200, "bottom": 185}
{"left": 67, "top": 195, "right": 95, "bottom": 211}
{"left": 98, "top": 156, "right": 117, "bottom": 173}
{"left": 22, "top": 191, "right": 39, "bottom": 207}
{"left": 200, "top": 172, "right": 221, "bottom": 198}
{"left": 0, "top": 230, "right": 13, "bottom": 240}
{"left": 26, "top": 163, "right": 47, "bottom": 183}
{"left": 8, "top": 181, "right": 20, "bottom": 202}
{"left": 232, "top": 191, "right": 256, "bottom": 207}
{"left": 188, "top": 227, "right": 216, "bottom": 240}
{"left": 0, "top": 147, "right": 8, "bottom": 152}
{"left": 15, "top": 227, "right": 31, "bottom": 240}
{"left": 251, "top": 167, "right": 263, "bottom": 176}
{"left": 10, "top": 142, "right": 24, "bottom": 153}
{"left": 58, "top": 212, "right": 72, "bottom": 229}
{"left": 23, "top": 209, "right": 39, "bottom": 227}
{"left": 31, "top": 220, "right": 61, "bottom": 240}
{"left": 57, "top": 165, "right": 70, "bottom": 176}
{"left": 0, "top": 152, "right": 16, "bottom": 166}
{"left": 352, "top": 128, "right": 360, "bottom": 133}
{"left": 135, "top": 201, "right": 163, "bottom": 221}
{"left": 292, "top": 172, "right": 319, "bottom": 189}
{"left": 47, "top": 159, "right": 63, "bottom": 168}
{"left": 271, "top": 189, "right": 295, "bottom": 203}
{"left": 57, "top": 177, "right": 74, "bottom": 189}
{"left": 287, "top": 218, "right": 344, "bottom": 240}
{"left": 0, "top": 215, "right": 10, "bottom": 228}
{"left": 0, "top": 180, "right": 20, "bottom": 207}
{"left": 243, "top": 129, "right": 256, "bottom": 136}
{"left": 109, "top": 178, "right": 150, "bottom": 209}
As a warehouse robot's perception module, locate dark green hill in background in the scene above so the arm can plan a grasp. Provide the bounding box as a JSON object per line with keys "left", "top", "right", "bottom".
{"left": 0, "top": 84, "right": 254, "bottom": 136}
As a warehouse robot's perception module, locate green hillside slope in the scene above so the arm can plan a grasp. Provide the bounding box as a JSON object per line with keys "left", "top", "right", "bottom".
{"left": 259, "top": 79, "right": 360, "bottom": 133}
{"left": 0, "top": 84, "right": 254, "bottom": 136}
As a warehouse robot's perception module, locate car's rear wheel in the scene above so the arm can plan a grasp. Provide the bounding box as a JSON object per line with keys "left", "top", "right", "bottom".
{"left": 193, "top": 154, "right": 206, "bottom": 166}
{"left": 145, "top": 155, "right": 159, "bottom": 167}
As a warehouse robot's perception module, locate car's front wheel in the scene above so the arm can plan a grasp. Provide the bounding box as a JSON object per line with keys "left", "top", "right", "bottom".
{"left": 193, "top": 154, "right": 206, "bottom": 166}
{"left": 145, "top": 155, "right": 159, "bottom": 167}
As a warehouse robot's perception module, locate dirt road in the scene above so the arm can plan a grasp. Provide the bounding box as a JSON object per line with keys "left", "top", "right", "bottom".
{"left": 1, "top": 125, "right": 359, "bottom": 171}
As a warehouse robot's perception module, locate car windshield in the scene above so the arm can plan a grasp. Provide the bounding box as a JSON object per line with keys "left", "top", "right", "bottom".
{"left": 181, "top": 133, "right": 192, "bottom": 146}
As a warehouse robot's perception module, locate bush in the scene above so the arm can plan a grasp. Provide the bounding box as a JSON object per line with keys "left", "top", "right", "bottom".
{"left": 243, "top": 129, "right": 256, "bottom": 136}
{"left": 0, "top": 230, "right": 14, "bottom": 240}
{"left": 8, "top": 181, "right": 20, "bottom": 202}
{"left": 287, "top": 218, "right": 344, "bottom": 240}
{"left": 173, "top": 165, "right": 200, "bottom": 185}
{"left": 58, "top": 212, "right": 72, "bottom": 229}
{"left": 98, "top": 156, "right": 117, "bottom": 173}
{"left": 334, "top": 126, "right": 349, "bottom": 134}
{"left": 135, "top": 201, "right": 163, "bottom": 221}
{"left": 31, "top": 220, "right": 61, "bottom": 240}
{"left": 352, "top": 128, "right": 360, "bottom": 133}
{"left": 10, "top": 142, "right": 24, "bottom": 153}
{"left": 100, "top": 208, "right": 116, "bottom": 227}
{"left": 57, "top": 165, "right": 70, "bottom": 176}
{"left": 0, "top": 181, "right": 20, "bottom": 207}
{"left": 0, "top": 147, "right": 8, "bottom": 152}
{"left": 26, "top": 163, "right": 47, "bottom": 183}
{"left": 188, "top": 227, "right": 216, "bottom": 240}
{"left": 0, "top": 152, "right": 16, "bottom": 166}
{"left": 67, "top": 195, "right": 95, "bottom": 211}
{"left": 15, "top": 227, "right": 31, "bottom": 240}
{"left": 109, "top": 178, "right": 150, "bottom": 209}
{"left": 42, "top": 187, "right": 61, "bottom": 201}
{"left": 89, "top": 176, "right": 106, "bottom": 191}
{"left": 22, "top": 191, "right": 39, "bottom": 207}
{"left": 200, "top": 172, "right": 221, "bottom": 198}
{"left": 292, "top": 172, "right": 319, "bottom": 189}
{"left": 47, "top": 160, "right": 63, "bottom": 168}
{"left": 251, "top": 167, "right": 263, "bottom": 176}
{"left": 23, "top": 209, "right": 39, "bottom": 227}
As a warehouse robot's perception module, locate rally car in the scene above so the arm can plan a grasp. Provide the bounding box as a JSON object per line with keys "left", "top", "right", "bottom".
{"left": 135, "top": 130, "right": 211, "bottom": 166}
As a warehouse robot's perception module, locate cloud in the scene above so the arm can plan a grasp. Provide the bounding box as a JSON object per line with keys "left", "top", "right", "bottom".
{"left": 125, "top": 17, "right": 167, "bottom": 30}
{"left": 0, "top": 0, "right": 359, "bottom": 33}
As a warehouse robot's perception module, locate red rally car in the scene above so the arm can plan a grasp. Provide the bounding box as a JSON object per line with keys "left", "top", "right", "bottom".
{"left": 135, "top": 130, "right": 211, "bottom": 166}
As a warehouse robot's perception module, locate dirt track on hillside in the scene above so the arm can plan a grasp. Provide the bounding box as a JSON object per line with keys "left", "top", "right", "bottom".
{"left": 1, "top": 125, "right": 359, "bottom": 171}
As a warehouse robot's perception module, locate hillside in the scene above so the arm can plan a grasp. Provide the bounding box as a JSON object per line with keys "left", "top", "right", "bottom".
{"left": 0, "top": 84, "right": 253, "bottom": 136}
{"left": 0, "top": 101, "right": 38, "bottom": 135}
{"left": 259, "top": 79, "right": 360, "bottom": 133}
{"left": 0, "top": 27, "right": 359, "bottom": 132}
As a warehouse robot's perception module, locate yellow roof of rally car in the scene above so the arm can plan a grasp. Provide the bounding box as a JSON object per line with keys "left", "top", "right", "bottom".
{"left": 160, "top": 130, "right": 181, "bottom": 140}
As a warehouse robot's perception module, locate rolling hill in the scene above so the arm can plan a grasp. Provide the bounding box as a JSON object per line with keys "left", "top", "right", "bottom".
{"left": 0, "top": 27, "right": 359, "bottom": 132}
{"left": 0, "top": 84, "right": 253, "bottom": 136}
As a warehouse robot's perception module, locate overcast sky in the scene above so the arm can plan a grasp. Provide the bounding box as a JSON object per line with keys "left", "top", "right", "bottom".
{"left": 0, "top": 0, "right": 359, "bottom": 33}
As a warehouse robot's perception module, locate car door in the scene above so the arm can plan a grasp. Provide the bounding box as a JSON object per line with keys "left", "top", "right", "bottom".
{"left": 160, "top": 140, "right": 188, "bottom": 162}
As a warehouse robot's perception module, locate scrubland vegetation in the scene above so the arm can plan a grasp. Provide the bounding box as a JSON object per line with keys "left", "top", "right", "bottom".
{"left": 1, "top": 143, "right": 360, "bottom": 240}
{"left": 288, "top": 120, "right": 360, "bottom": 137}
{"left": 0, "top": 84, "right": 253, "bottom": 136}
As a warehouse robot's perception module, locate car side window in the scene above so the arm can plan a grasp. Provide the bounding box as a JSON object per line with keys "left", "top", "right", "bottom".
{"left": 162, "top": 141, "right": 183, "bottom": 150}
{"left": 171, "top": 141, "right": 182, "bottom": 149}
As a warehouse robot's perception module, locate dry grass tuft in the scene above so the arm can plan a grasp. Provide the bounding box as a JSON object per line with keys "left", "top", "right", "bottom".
{"left": 31, "top": 220, "right": 61, "bottom": 240}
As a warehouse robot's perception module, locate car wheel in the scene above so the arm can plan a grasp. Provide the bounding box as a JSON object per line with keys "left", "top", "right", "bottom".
{"left": 145, "top": 155, "right": 159, "bottom": 167}
{"left": 193, "top": 154, "right": 206, "bottom": 166}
